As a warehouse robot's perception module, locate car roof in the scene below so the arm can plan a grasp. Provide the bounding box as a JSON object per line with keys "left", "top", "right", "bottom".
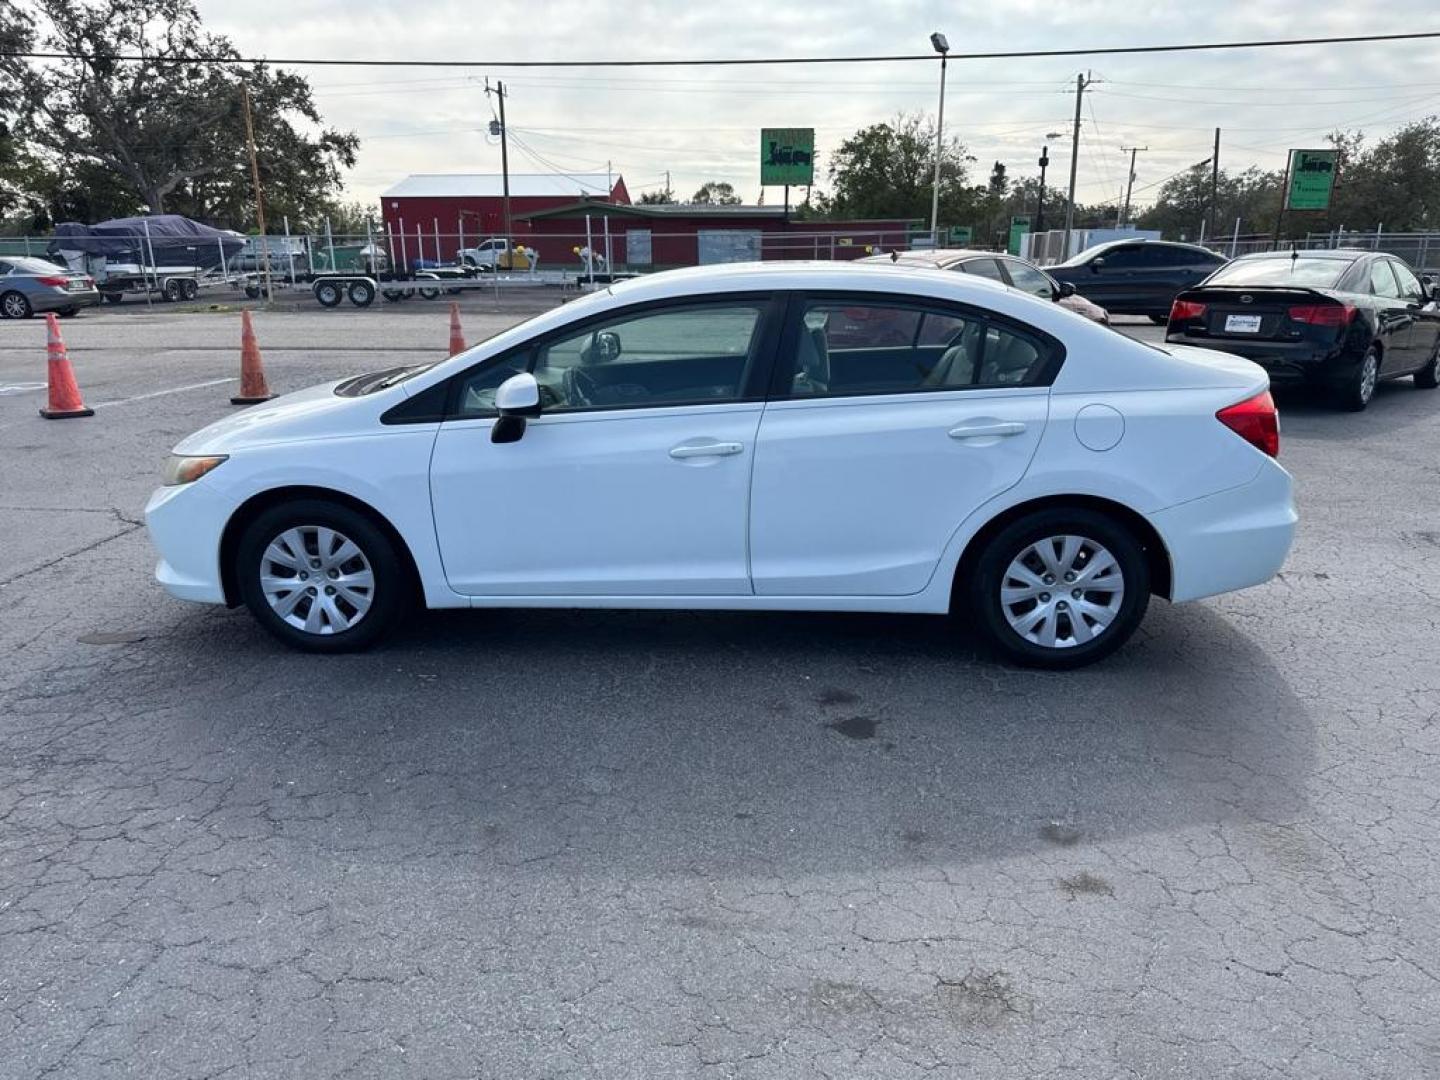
{"left": 1230, "top": 249, "right": 1364, "bottom": 262}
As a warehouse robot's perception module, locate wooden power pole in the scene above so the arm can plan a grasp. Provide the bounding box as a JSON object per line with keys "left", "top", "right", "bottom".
{"left": 241, "top": 84, "right": 272, "bottom": 304}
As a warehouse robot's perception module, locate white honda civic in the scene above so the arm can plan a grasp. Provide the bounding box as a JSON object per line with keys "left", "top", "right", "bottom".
{"left": 146, "top": 263, "right": 1296, "bottom": 668}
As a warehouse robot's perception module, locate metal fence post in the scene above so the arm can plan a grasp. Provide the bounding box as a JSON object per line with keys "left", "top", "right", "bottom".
{"left": 1420, "top": 233, "right": 1431, "bottom": 274}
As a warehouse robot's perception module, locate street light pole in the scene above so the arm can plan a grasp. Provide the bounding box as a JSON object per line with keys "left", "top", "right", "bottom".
{"left": 929, "top": 32, "right": 950, "bottom": 244}
{"left": 1036, "top": 145, "right": 1050, "bottom": 233}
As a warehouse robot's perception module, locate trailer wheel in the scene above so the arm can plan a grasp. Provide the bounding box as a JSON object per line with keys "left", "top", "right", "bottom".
{"left": 381, "top": 288, "right": 405, "bottom": 302}
{"left": 103, "top": 293, "right": 124, "bottom": 305}
{"left": 314, "top": 280, "right": 344, "bottom": 308}
{"left": 348, "top": 280, "right": 376, "bottom": 308}
{"left": 243, "top": 284, "right": 261, "bottom": 300}
{"left": 181, "top": 278, "right": 199, "bottom": 301}
{"left": 162, "top": 279, "right": 183, "bottom": 302}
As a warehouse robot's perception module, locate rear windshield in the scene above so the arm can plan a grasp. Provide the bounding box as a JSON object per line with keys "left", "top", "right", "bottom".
{"left": 8, "top": 257, "right": 69, "bottom": 274}
{"left": 1206, "top": 257, "right": 1350, "bottom": 288}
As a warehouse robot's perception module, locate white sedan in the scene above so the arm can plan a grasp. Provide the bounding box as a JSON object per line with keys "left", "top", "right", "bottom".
{"left": 146, "top": 262, "right": 1296, "bottom": 668}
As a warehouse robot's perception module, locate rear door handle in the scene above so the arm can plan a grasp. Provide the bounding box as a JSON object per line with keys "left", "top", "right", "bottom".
{"left": 948, "top": 421, "right": 1027, "bottom": 439}
{"left": 669, "top": 441, "right": 744, "bottom": 459}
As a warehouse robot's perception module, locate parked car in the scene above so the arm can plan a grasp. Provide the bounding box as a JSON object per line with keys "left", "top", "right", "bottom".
{"left": 457, "top": 238, "right": 536, "bottom": 272}
{"left": 0, "top": 256, "right": 100, "bottom": 318}
{"left": 146, "top": 263, "right": 1295, "bottom": 669}
{"left": 865, "top": 248, "right": 1111, "bottom": 323}
{"left": 1166, "top": 249, "right": 1440, "bottom": 411}
{"left": 1048, "top": 240, "right": 1228, "bottom": 321}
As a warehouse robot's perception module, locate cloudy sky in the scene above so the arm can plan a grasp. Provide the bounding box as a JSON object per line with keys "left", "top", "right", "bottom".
{"left": 196, "top": 0, "right": 1438, "bottom": 214}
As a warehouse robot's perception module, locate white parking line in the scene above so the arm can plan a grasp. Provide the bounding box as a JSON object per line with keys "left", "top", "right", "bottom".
{"left": 92, "top": 378, "right": 237, "bottom": 408}
{"left": 0, "top": 382, "right": 47, "bottom": 396}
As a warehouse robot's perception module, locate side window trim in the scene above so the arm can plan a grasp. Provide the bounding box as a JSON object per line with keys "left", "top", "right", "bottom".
{"left": 767, "top": 290, "right": 1064, "bottom": 402}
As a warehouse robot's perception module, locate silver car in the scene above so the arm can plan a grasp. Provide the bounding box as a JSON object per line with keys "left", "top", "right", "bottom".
{"left": 0, "top": 256, "right": 101, "bottom": 319}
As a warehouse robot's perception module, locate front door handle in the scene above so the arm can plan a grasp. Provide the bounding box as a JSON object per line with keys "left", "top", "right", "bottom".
{"left": 948, "top": 421, "right": 1027, "bottom": 439}
{"left": 669, "top": 441, "right": 744, "bottom": 459}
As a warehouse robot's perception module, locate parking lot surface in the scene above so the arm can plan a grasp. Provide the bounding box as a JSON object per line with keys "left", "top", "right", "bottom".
{"left": 2, "top": 304, "right": 1438, "bottom": 1079}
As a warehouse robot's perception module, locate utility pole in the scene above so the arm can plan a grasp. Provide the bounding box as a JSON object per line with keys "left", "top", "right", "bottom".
{"left": 1061, "top": 72, "right": 1094, "bottom": 259}
{"left": 1119, "top": 145, "right": 1147, "bottom": 228}
{"left": 486, "top": 79, "right": 512, "bottom": 251}
{"left": 1272, "top": 150, "right": 1293, "bottom": 250}
{"left": 1036, "top": 145, "right": 1050, "bottom": 232}
{"left": 1207, "top": 127, "right": 1221, "bottom": 242}
{"left": 240, "top": 84, "right": 272, "bottom": 305}
{"left": 665, "top": 169, "right": 671, "bottom": 201}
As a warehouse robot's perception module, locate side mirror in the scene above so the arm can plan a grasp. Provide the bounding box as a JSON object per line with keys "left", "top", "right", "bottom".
{"left": 1057, "top": 281, "right": 1076, "bottom": 298}
{"left": 491, "top": 372, "right": 541, "bottom": 444}
{"left": 1089, "top": 257, "right": 1105, "bottom": 271}
{"left": 583, "top": 330, "right": 622, "bottom": 364}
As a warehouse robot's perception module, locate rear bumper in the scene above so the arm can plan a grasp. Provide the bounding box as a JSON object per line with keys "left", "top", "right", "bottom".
{"left": 32, "top": 288, "right": 101, "bottom": 313}
{"left": 1165, "top": 333, "right": 1356, "bottom": 384}
{"left": 145, "top": 481, "right": 229, "bottom": 605}
{"left": 1147, "top": 459, "right": 1296, "bottom": 603}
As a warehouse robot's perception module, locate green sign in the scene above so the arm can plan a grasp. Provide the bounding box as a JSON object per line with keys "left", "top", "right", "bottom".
{"left": 1007, "top": 216, "right": 1031, "bottom": 256}
{"left": 1286, "top": 149, "right": 1338, "bottom": 211}
{"left": 948, "top": 225, "right": 973, "bottom": 246}
{"left": 761, "top": 128, "right": 815, "bottom": 186}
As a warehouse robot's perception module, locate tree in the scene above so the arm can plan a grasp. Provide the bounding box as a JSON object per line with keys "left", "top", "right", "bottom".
{"left": 816, "top": 113, "right": 976, "bottom": 225}
{"left": 689, "top": 181, "right": 742, "bottom": 206}
{"left": 638, "top": 188, "right": 676, "bottom": 205}
{"left": 2, "top": 0, "right": 358, "bottom": 227}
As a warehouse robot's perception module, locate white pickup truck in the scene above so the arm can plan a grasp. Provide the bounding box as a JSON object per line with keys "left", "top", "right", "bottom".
{"left": 456, "top": 238, "right": 537, "bottom": 272}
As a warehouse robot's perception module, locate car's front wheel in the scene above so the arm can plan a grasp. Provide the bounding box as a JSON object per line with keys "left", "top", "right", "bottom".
{"left": 1, "top": 291, "right": 33, "bottom": 319}
{"left": 235, "top": 500, "right": 409, "bottom": 652}
{"left": 968, "top": 508, "right": 1150, "bottom": 669}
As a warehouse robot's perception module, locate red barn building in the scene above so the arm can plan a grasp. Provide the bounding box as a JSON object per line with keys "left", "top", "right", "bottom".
{"left": 379, "top": 173, "right": 629, "bottom": 254}
{"left": 515, "top": 199, "right": 919, "bottom": 271}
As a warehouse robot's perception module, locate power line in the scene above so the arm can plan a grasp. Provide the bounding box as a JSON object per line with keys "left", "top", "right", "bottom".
{"left": 8, "top": 30, "right": 1440, "bottom": 68}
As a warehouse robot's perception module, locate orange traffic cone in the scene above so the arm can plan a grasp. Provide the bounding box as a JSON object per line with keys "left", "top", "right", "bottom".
{"left": 448, "top": 302, "right": 466, "bottom": 356}
{"left": 39, "top": 313, "right": 94, "bottom": 419}
{"left": 231, "top": 310, "right": 275, "bottom": 405}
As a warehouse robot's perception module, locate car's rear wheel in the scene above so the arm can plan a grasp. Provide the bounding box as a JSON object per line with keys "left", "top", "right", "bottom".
{"left": 1147, "top": 315, "right": 1168, "bottom": 325}
{"left": 1415, "top": 339, "right": 1440, "bottom": 389}
{"left": 235, "top": 500, "right": 408, "bottom": 653}
{"left": 969, "top": 508, "right": 1150, "bottom": 669}
{"left": 1337, "top": 346, "right": 1380, "bottom": 411}
{"left": 1, "top": 291, "right": 33, "bottom": 318}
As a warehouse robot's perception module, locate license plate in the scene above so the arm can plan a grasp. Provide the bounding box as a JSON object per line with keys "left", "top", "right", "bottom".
{"left": 1225, "top": 314, "right": 1262, "bottom": 333}
{"left": 67, "top": 281, "right": 86, "bottom": 291}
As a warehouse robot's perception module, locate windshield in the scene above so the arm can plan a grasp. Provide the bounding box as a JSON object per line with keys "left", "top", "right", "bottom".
{"left": 1205, "top": 257, "right": 1349, "bottom": 288}
{"left": 9, "top": 257, "right": 69, "bottom": 275}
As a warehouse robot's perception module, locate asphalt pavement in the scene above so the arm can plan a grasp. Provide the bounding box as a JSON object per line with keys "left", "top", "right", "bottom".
{"left": 2, "top": 301, "right": 1438, "bottom": 1079}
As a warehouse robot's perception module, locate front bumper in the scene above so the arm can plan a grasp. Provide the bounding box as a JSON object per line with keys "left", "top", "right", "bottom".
{"left": 144, "top": 481, "right": 230, "bottom": 604}
{"left": 1148, "top": 459, "right": 1297, "bottom": 603}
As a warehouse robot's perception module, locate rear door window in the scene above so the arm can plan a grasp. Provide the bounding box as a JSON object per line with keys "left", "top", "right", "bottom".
{"left": 1369, "top": 260, "right": 1402, "bottom": 298}
{"left": 960, "top": 259, "right": 1006, "bottom": 282}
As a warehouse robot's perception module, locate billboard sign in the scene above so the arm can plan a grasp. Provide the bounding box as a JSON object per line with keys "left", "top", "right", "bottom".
{"left": 1007, "top": 216, "right": 1031, "bottom": 256}
{"left": 1286, "top": 149, "right": 1338, "bottom": 211}
{"left": 761, "top": 128, "right": 815, "bottom": 186}
{"left": 948, "top": 225, "right": 973, "bottom": 246}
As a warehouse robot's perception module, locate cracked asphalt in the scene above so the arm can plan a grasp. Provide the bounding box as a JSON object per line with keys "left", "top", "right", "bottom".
{"left": 2, "top": 302, "right": 1438, "bottom": 1079}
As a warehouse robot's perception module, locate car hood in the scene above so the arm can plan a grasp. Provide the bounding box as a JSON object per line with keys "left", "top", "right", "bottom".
{"left": 172, "top": 379, "right": 391, "bottom": 454}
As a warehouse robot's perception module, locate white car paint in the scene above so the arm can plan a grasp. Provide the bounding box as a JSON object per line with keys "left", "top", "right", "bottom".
{"left": 146, "top": 262, "right": 1295, "bottom": 645}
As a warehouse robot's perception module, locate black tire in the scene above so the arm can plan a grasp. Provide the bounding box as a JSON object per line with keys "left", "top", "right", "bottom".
{"left": 235, "top": 499, "right": 410, "bottom": 653}
{"left": 967, "top": 507, "right": 1151, "bottom": 669}
{"left": 348, "top": 279, "right": 376, "bottom": 308}
{"left": 314, "top": 280, "right": 343, "bottom": 308}
{"left": 1147, "top": 314, "right": 1168, "bottom": 325}
{"left": 381, "top": 288, "right": 405, "bottom": 302}
{"left": 0, "top": 290, "right": 33, "bottom": 319}
{"left": 1336, "top": 345, "right": 1380, "bottom": 411}
{"left": 103, "top": 292, "right": 124, "bottom": 305}
{"left": 162, "top": 279, "right": 183, "bottom": 302}
{"left": 58, "top": 308, "right": 78, "bottom": 317}
{"left": 244, "top": 285, "right": 262, "bottom": 300}
{"left": 1415, "top": 338, "right": 1440, "bottom": 389}
{"left": 181, "top": 278, "right": 199, "bottom": 301}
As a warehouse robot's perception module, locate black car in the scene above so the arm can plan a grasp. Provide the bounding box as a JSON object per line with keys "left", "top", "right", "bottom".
{"left": 861, "top": 248, "right": 1111, "bottom": 323}
{"left": 1165, "top": 249, "right": 1440, "bottom": 411}
{"left": 1048, "top": 240, "right": 1227, "bottom": 321}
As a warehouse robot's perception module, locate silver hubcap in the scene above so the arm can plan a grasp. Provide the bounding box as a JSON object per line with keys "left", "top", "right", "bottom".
{"left": 3, "top": 294, "right": 25, "bottom": 317}
{"left": 1360, "top": 353, "right": 1378, "bottom": 402}
{"left": 259, "top": 526, "right": 374, "bottom": 635}
{"left": 1001, "top": 535, "right": 1125, "bottom": 650}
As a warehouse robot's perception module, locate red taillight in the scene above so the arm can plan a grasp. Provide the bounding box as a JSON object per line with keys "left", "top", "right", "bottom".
{"left": 35, "top": 275, "right": 70, "bottom": 287}
{"left": 1170, "top": 299, "right": 1207, "bottom": 322}
{"left": 1217, "top": 390, "right": 1280, "bottom": 458}
{"left": 1287, "top": 303, "right": 1354, "bottom": 327}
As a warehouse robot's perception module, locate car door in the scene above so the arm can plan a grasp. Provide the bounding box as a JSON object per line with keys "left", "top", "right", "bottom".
{"left": 428, "top": 296, "right": 781, "bottom": 596}
{"left": 1388, "top": 259, "right": 1439, "bottom": 371}
{"left": 1151, "top": 246, "right": 1218, "bottom": 315}
{"left": 1078, "top": 246, "right": 1139, "bottom": 309}
{"left": 1365, "top": 258, "right": 1415, "bottom": 374}
{"left": 749, "top": 294, "right": 1052, "bottom": 596}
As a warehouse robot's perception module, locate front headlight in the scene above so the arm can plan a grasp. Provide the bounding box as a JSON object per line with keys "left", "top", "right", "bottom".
{"left": 162, "top": 454, "right": 228, "bottom": 486}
